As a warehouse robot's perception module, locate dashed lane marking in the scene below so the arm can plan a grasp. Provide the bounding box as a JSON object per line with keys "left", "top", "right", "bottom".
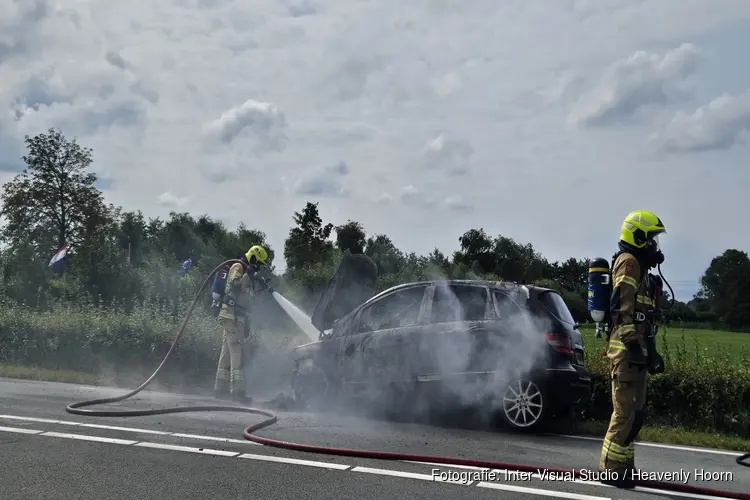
{"left": 134, "top": 442, "right": 241, "bottom": 457}
{"left": 0, "top": 413, "right": 737, "bottom": 457}
{"left": 41, "top": 431, "right": 138, "bottom": 445}
{"left": 0, "top": 414, "right": 258, "bottom": 445}
{"left": 0, "top": 417, "right": 740, "bottom": 500}
{"left": 0, "top": 425, "right": 44, "bottom": 435}
{"left": 0, "top": 423, "right": 616, "bottom": 499}
{"left": 239, "top": 452, "right": 351, "bottom": 470}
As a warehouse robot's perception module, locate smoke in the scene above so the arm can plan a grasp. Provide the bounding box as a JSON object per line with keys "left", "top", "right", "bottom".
{"left": 284, "top": 262, "right": 556, "bottom": 432}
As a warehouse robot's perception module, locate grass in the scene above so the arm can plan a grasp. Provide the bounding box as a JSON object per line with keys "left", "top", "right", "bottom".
{"left": 568, "top": 419, "right": 750, "bottom": 453}
{"left": 579, "top": 325, "right": 750, "bottom": 360}
{"left": 0, "top": 363, "right": 100, "bottom": 385}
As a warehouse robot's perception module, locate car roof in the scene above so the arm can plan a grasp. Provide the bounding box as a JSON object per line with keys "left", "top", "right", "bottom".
{"left": 366, "top": 279, "right": 555, "bottom": 302}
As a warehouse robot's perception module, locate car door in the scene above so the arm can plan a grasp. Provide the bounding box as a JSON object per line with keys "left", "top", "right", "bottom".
{"left": 339, "top": 284, "right": 430, "bottom": 390}
{"left": 483, "top": 288, "right": 533, "bottom": 370}
{"left": 418, "top": 283, "right": 493, "bottom": 379}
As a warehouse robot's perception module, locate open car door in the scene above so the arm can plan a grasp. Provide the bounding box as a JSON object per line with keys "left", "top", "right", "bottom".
{"left": 310, "top": 250, "right": 378, "bottom": 334}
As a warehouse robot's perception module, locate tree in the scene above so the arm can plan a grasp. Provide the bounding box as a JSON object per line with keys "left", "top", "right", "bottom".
{"left": 698, "top": 249, "right": 750, "bottom": 326}
{"left": 453, "top": 228, "right": 496, "bottom": 274}
{"left": 0, "top": 128, "right": 107, "bottom": 251}
{"left": 365, "top": 234, "right": 405, "bottom": 275}
{"left": 283, "top": 202, "right": 334, "bottom": 272}
{"left": 334, "top": 220, "right": 366, "bottom": 254}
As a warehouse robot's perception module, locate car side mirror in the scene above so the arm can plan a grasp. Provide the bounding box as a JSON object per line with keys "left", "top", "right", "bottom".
{"left": 574, "top": 322, "right": 580, "bottom": 330}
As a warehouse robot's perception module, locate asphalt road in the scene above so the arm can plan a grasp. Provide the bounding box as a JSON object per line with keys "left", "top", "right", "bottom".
{"left": 1, "top": 377, "right": 747, "bottom": 500}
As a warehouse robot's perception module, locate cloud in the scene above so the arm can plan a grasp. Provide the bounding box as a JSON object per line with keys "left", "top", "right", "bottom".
{"left": 399, "top": 185, "right": 438, "bottom": 209}
{"left": 203, "top": 99, "right": 287, "bottom": 148}
{"left": 444, "top": 195, "right": 473, "bottom": 212}
{"left": 158, "top": 191, "right": 188, "bottom": 208}
{"left": 568, "top": 43, "right": 705, "bottom": 127}
{"left": 293, "top": 161, "right": 351, "bottom": 197}
{"left": 1, "top": 0, "right": 750, "bottom": 299}
{"left": 421, "top": 133, "right": 473, "bottom": 175}
{"left": 287, "top": 0, "right": 318, "bottom": 17}
{"left": 650, "top": 90, "right": 750, "bottom": 153}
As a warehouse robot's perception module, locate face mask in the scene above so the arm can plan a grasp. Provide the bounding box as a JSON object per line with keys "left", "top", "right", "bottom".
{"left": 647, "top": 234, "right": 665, "bottom": 268}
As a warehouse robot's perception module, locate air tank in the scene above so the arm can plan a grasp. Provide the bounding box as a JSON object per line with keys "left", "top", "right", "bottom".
{"left": 587, "top": 257, "right": 611, "bottom": 324}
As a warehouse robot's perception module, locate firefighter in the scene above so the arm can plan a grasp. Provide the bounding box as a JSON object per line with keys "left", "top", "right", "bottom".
{"left": 599, "top": 210, "right": 666, "bottom": 488}
{"left": 214, "top": 244, "right": 269, "bottom": 403}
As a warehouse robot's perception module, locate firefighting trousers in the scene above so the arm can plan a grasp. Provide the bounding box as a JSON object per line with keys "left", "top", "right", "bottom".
{"left": 215, "top": 319, "right": 245, "bottom": 396}
{"left": 600, "top": 341, "right": 648, "bottom": 471}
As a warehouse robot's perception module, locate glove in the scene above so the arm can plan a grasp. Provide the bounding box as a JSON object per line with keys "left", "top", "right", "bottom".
{"left": 648, "top": 352, "right": 665, "bottom": 374}
{"left": 625, "top": 340, "right": 647, "bottom": 368}
{"left": 646, "top": 334, "right": 664, "bottom": 374}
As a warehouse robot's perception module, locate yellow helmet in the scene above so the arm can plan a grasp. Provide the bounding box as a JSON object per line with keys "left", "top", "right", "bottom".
{"left": 620, "top": 210, "right": 666, "bottom": 249}
{"left": 245, "top": 245, "right": 268, "bottom": 264}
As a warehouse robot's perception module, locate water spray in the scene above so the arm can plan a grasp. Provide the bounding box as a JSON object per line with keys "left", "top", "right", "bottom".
{"left": 64, "top": 259, "right": 750, "bottom": 497}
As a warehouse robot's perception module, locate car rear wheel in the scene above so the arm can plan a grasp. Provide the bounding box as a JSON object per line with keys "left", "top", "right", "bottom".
{"left": 498, "top": 378, "right": 547, "bottom": 431}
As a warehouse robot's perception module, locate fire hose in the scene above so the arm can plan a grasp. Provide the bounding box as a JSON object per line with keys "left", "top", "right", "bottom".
{"left": 66, "top": 259, "right": 750, "bottom": 498}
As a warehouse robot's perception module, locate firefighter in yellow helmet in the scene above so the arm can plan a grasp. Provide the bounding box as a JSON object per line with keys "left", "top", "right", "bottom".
{"left": 599, "top": 210, "right": 666, "bottom": 488}
{"left": 214, "top": 244, "right": 269, "bottom": 404}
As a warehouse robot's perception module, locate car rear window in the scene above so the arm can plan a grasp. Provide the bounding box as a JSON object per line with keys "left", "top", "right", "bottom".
{"left": 538, "top": 291, "right": 577, "bottom": 327}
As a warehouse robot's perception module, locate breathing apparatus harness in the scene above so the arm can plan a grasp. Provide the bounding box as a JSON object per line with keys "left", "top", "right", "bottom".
{"left": 208, "top": 256, "right": 274, "bottom": 318}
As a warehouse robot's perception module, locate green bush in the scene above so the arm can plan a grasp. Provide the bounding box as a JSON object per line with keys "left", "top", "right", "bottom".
{"left": 0, "top": 297, "right": 223, "bottom": 390}
{"left": 2, "top": 295, "right": 748, "bottom": 436}
{"left": 582, "top": 332, "right": 750, "bottom": 436}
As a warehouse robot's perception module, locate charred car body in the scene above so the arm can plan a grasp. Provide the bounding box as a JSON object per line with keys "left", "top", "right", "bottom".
{"left": 290, "top": 252, "right": 591, "bottom": 431}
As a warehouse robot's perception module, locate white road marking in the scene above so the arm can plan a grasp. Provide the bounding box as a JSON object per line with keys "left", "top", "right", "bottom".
{"left": 555, "top": 434, "right": 739, "bottom": 457}
{"left": 405, "top": 460, "right": 489, "bottom": 471}
{"left": 352, "top": 466, "right": 468, "bottom": 483}
{"left": 0, "top": 413, "right": 738, "bottom": 457}
{"left": 0, "top": 419, "right": 744, "bottom": 500}
{"left": 135, "top": 442, "right": 240, "bottom": 457}
{"left": 171, "top": 433, "right": 251, "bottom": 445}
{"left": 477, "top": 482, "right": 610, "bottom": 500}
{"left": 42, "top": 431, "right": 138, "bottom": 445}
{"left": 0, "top": 414, "right": 260, "bottom": 445}
{"left": 239, "top": 452, "right": 351, "bottom": 469}
{"left": 78, "top": 423, "right": 171, "bottom": 435}
{"left": 0, "top": 425, "right": 43, "bottom": 435}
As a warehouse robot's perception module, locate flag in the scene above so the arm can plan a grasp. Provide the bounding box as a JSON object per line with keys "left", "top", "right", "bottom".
{"left": 177, "top": 258, "right": 193, "bottom": 276}
{"left": 49, "top": 243, "right": 69, "bottom": 274}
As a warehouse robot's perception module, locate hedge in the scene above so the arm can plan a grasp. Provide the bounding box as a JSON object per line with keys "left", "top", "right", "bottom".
{"left": 1, "top": 302, "right": 748, "bottom": 436}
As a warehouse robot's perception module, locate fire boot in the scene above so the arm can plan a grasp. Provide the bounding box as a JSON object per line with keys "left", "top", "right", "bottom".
{"left": 232, "top": 391, "right": 253, "bottom": 405}
{"left": 600, "top": 468, "right": 636, "bottom": 489}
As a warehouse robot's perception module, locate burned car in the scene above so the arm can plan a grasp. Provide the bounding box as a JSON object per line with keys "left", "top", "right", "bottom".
{"left": 290, "top": 252, "right": 591, "bottom": 431}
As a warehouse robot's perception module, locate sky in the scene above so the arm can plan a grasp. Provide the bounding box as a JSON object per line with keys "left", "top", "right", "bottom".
{"left": 2, "top": 0, "right": 750, "bottom": 302}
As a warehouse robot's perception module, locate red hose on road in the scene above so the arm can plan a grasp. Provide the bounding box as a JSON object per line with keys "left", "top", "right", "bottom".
{"left": 66, "top": 260, "right": 750, "bottom": 500}
{"left": 242, "top": 412, "right": 750, "bottom": 499}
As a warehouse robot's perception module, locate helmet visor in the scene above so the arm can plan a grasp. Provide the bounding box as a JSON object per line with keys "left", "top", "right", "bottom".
{"left": 652, "top": 232, "right": 664, "bottom": 251}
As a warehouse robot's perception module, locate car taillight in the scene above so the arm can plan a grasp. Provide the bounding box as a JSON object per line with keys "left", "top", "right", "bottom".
{"left": 545, "top": 333, "right": 573, "bottom": 354}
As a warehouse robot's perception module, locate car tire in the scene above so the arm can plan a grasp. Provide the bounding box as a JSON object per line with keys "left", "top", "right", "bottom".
{"left": 497, "top": 377, "right": 549, "bottom": 432}
{"left": 291, "top": 358, "right": 336, "bottom": 411}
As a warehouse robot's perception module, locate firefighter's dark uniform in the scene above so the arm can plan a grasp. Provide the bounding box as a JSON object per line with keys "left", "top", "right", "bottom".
{"left": 214, "top": 262, "right": 254, "bottom": 401}
{"left": 599, "top": 250, "right": 656, "bottom": 485}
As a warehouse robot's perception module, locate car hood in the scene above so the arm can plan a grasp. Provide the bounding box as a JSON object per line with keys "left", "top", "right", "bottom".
{"left": 310, "top": 250, "right": 378, "bottom": 333}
